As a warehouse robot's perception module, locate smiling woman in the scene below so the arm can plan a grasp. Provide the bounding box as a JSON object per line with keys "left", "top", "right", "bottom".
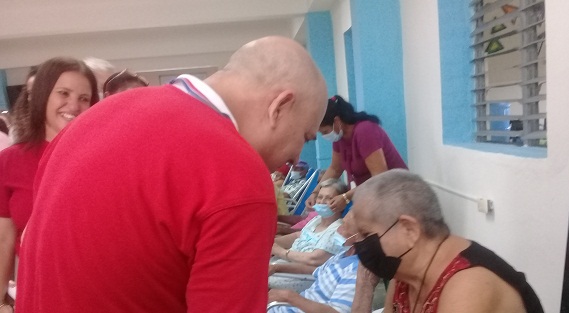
{"left": 44, "top": 71, "right": 94, "bottom": 141}
{"left": 0, "top": 57, "right": 98, "bottom": 311}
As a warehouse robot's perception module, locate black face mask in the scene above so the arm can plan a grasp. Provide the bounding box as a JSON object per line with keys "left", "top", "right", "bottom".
{"left": 354, "top": 220, "right": 412, "bottom": 280}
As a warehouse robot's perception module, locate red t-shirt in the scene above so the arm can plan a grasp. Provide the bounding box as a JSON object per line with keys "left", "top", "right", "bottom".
{"left": 17, "top": 86, "right": 277, "bottom": 313}
{"left": 0, "top": 141, "right": 47, "bottom": 254}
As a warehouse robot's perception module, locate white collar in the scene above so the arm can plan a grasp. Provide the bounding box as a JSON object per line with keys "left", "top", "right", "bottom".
{"left": 171, "top": 74, "right": 239, "bottom": 130}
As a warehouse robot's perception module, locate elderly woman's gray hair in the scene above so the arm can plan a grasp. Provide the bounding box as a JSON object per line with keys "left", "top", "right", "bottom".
{"left": 319, "top": 178, "right": 349, "bottom": 196}
{"left": 355, "top": 169, "right": 450, "bottom": 238}
{"left": 83, "top": 57, "right": 115, "bottom": 72}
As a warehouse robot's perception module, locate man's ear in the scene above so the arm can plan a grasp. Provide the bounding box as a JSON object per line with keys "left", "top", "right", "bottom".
{"left": 268, "top": 90, "right": 295, "bottom": 129}
{"left": 398, "top": 215, "right": 421, "bottom": 247}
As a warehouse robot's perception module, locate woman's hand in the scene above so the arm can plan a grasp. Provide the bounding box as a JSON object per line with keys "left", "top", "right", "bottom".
{"left": 272, "top": 243, "right": 286, "bottom": 258}
{"left": 329, "top": 194, "right": 348, "bottom": 214}
{"left": 0, "top": 304, "right": 13, "bottom": 313}
{"left": 305, "top": 193, "right": 317, "bottom": 210}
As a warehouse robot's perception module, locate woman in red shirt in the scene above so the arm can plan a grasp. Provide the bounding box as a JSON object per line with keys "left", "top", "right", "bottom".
{"left": 0, "top": 57, "right": 98, "bottom": 312}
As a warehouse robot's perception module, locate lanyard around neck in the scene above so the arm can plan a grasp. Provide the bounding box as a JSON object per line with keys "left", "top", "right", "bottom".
{"left": 170, "top": 77, "right": 230, "bottom": 120}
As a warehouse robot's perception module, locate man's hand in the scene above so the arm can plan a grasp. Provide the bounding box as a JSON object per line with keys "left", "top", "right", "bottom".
{"left": 276, "top": 223, "right": 291, "bottom": 235}
{"left": 358, "top": 262, "right": 380, "bottom": 288}
{"left": 351, "top": 262, "right": 381, "bottom": 313}
{"left": 268, "top": 264, "right": 278, "bottom": 276}
{"left": 268, "top": 289, "right": 293, "bottom": 303}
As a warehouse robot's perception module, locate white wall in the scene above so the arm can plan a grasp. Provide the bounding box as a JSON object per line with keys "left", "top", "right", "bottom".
{"left": 330, "top": 0, "right": 352, "bottom": 99}
{"left": 5, "top": 52, "right": 233, "bottom": 86}
{"left": 330, "top": 0, "right": 569, "bottom": 311}
{"left": 1, "top": 18, "right": 293, "bottom": 85}
{"left": 399, "top": 1, "right": 569, "bottom": 312}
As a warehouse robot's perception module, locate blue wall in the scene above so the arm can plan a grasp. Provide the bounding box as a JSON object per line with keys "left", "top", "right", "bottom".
{"left": 350, "top": 0, "right": 408, "bottom": 163}
{"left": 305, "top": 11, "right": 337, "bottom": 170}
{"left": 438, "top": 0, "right": 474, "bottom": 144}
{"left": 344, "top": 28, "right": 358, "bottom": 110}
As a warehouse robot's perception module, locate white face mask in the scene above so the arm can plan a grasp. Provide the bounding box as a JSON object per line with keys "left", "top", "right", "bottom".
{"left": 290, "top": 171, "right": 302, "bottom": 180}
{"left": 322, "top": 127, "right": 343, "bottom": 142}
{"left": 322, "top": 124, "right": 344, "bottom": 142}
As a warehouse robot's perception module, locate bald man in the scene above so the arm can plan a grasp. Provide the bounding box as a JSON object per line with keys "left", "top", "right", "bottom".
{"left": 17, "top": 36, "right": 327, "bottom": 313}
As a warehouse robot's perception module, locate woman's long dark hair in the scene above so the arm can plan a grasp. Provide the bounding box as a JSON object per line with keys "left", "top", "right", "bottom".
{"left": 10, "top": 65, "right": 38, "bottom": 142}
{"left": 16, "top": 57, "right": 98, "bottom": 146}
{"left": 320, "top": 95, "right": 381, "bottom": 126}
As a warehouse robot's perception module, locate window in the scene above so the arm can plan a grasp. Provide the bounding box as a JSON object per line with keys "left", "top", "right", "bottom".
{"left": 471, "top": 0, "right": 546, "bottom": 147}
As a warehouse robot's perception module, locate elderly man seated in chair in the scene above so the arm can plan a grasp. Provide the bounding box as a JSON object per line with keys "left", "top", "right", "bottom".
{"left": 268, "top": 211, "right": 359, "bottom": 313}
{"left": 282, "top": 161, "right": 310, "bottom": 200}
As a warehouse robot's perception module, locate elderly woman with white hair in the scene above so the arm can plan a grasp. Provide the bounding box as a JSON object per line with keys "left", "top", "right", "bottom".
{"left": 270, "top": 178, "right": 349, "bottom": 291}
{"left": 349, "top": 169, "right": 543, "bottom": 313}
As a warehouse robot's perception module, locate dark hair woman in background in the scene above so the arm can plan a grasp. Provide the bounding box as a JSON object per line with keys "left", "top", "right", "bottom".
{"left": 306, "top": 95, "right": 407, "bottom": 214}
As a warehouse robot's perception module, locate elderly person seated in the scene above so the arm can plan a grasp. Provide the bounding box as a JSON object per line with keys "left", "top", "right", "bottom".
{"left": 270, "top": 178, "right": 348, "bottom": 291}
{"left": 272, "top": 163, "right": 291, "bottom": 188}
{"left": 349, "top": 169, "right": 544, "bottom": 313}
{"left": 267, "top": 211, "right": 359, "bottom": 313}
{"left": 282, "top": 161, "right": 310, "bottom": 200}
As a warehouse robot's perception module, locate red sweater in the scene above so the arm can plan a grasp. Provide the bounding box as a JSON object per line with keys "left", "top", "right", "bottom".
{"left": 0, "top": 141, "right": 47, "bottom": 254}
{"left": 17, "top": 86, "right": 277, "bottom": 312}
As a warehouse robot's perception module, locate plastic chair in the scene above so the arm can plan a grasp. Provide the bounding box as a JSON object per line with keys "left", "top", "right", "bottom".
{"left": 289, "top": 169, "right": 319, "bottom": 216}
{"left": 268, "top": 271, "right": 315, "bottom": 294}
{"left": 267, "top": 301, "right": 293, "bottom": 311}
{"left": 341, "top": 202, "right": 353, "bottom": 217}
{"left": 281, "top": 168, "right": 316, "bottom": 212}
{"left": 280, "top": 165, "right": 294, "bottom": 188}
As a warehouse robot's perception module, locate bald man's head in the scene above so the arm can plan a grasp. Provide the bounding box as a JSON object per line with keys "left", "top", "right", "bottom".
{"left": 224, "top": 37, "right": 322, "bottom": 89}
{"left": 206, "top": 36, "right": 327, "bottom": 171}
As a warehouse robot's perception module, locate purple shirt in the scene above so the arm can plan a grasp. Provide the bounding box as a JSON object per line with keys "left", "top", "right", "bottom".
{"left": 333, "top": 121, "right": 407, "bottom": 186}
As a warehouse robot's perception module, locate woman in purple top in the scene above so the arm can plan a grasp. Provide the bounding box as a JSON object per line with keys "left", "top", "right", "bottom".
{"left": 306, "top": 95, "right": 407, "bottom": 213}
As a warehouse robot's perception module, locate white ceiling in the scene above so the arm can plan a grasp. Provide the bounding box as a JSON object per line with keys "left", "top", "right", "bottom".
{"left": 0, "top": 0, "right": 337, "bottom": 70}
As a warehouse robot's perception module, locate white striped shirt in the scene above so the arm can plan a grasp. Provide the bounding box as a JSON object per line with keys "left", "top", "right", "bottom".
{"left": 269, "top": 252, "right": 359, "bottom": 313}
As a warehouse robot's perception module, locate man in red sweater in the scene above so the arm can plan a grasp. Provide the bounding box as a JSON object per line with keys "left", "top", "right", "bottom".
{"left": 16, "top": 36, "right": 327, "bottom": 313}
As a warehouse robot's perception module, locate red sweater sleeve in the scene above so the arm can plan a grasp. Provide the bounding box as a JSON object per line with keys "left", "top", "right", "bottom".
{"left": 186, "top": 202, "right": 276, "bottom": 312}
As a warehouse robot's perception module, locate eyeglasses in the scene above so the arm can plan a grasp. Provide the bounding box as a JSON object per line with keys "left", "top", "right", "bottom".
{"left": 103, "top": 69, "right": 149, "bottom": 93}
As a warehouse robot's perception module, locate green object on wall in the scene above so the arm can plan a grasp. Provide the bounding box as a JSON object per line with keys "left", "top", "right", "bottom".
{"left": 485, "top": 39, "right": 504, "bottom": 54}
{"left": 491, "top": 23, "right": 507, "bottom": 34}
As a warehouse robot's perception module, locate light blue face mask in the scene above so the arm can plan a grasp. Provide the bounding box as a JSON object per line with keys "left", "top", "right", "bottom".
{"left": 333, "top": 232, "right": 356, "bottom": 252}
{"left": 313, "top": 203, "right": 335, "bottom": 218}
{"left": 333, "top": 231, "right": 348, "bottom": 247}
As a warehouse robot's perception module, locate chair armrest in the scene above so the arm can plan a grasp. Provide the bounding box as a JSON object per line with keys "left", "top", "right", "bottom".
{"left": 270, "top": 273, "right": 315, "bottom": 281}
{"left": 267, "top": 301, "right": 293, "bottom": 311}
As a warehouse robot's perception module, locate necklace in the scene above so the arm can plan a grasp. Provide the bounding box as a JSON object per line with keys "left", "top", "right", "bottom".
{"left": 411, "top": 235, "right": 449, "bottom": 313}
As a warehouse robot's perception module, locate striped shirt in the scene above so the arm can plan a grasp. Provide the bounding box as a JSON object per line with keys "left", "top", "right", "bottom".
{"left": 269, "top": 252, "right": 359, "bottom": 313}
